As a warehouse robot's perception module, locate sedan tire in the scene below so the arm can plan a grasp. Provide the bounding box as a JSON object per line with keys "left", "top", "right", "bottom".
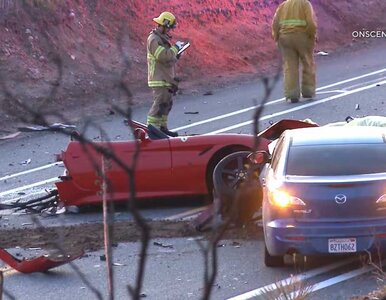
{"left": 264, "top": 246, "right": 284, "bottom": 267}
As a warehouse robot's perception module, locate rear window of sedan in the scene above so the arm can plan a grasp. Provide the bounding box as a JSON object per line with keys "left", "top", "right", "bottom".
{"left": 286, "top": 144, "right": 386, "bottom": 176}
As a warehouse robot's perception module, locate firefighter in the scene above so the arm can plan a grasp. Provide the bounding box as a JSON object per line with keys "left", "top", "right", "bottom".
{"left": 146, "top": 11, "right": 184, "bottom": 137}
{"left": 272, "top": 0, "right": 317, "bottom": 103}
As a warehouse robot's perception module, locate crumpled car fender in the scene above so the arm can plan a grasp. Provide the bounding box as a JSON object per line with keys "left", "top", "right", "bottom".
{"left": 0, "top": 248, "right": 83, "bottom": 273}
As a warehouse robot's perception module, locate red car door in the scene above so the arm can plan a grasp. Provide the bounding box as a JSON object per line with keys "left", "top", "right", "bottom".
{"left": 133, "top": 138, "right": 172, "bottom": 198}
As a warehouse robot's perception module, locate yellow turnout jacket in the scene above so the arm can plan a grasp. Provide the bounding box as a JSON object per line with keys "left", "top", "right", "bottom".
{"left": 272, "top": 0, "right": 317, "bottom": 41}
{"left": 147, "top": 29, "right": 179, "bottom": 88}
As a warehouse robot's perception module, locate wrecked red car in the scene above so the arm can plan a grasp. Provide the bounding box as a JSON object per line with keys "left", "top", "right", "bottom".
{"left": 56, "top": 121, "right": 260, "bottom": 206}
{"left": 54, "top": 120, "right": 316, "bottom": 207}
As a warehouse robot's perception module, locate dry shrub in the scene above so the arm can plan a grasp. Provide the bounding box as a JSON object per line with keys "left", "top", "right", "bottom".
{"left": 260, "top": 275, "right": 314, "bottom": 300}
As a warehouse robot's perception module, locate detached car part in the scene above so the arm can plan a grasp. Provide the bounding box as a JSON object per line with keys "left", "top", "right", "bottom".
{"left": 0, "top": 248, "right": 83, "bottom": 273}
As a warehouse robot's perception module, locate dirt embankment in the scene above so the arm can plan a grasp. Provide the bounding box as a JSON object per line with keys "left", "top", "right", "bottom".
{"left": 0, "top": 0, "right": 386, "bottom": 131}
{"left": 0, "top": 220, "right": 262, "bottom": 253}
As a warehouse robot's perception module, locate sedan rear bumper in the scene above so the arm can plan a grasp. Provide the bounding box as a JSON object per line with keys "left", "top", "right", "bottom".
{"left": 265, "top": 218, "right": 386, "bottom": 256}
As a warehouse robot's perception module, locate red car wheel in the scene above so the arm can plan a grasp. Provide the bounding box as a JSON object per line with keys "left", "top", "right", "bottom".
{"left": 213, "top": 151, "right": 262, "bottom": 223}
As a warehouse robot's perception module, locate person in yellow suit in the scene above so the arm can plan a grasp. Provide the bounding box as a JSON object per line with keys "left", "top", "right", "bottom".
{"left": 147, "top": 12, "right": 185, "bottom": 137}
{"left": 272, "top": 0, "right": 317, "bottom": 103}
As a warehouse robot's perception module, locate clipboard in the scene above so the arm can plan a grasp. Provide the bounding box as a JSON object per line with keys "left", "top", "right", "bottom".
{"left": 177, "top": 42, "right": 190, "bottom": 55}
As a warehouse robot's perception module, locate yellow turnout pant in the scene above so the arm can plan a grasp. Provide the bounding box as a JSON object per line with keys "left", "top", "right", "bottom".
{"left": 278, "top": 32, "right": 316, "bottom": 99}
{"left": 147, "top": 87, "right": 173, "bottom": 128}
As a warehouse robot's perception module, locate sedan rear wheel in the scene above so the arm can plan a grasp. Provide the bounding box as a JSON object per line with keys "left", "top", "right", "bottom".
{"left": 264, "top": 246, "right": 284, "bottom": 267}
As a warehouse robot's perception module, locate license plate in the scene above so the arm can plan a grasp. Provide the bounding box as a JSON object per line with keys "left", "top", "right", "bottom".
{"left": 328, "top": 238, "right": 357, "bottom": 253}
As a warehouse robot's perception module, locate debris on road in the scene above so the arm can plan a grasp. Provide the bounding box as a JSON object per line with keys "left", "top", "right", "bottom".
{"left": 17, "top": 123, "right": 76, "bottom": 132}
{"left": 153, "top": 241, "right": 174, "bottom": 249}
{"left": 316, "top": 51, "right": 329, "bottom": 56}
{"left": 22, "top": 223, "right": 33, "bottom": 226}
{"left": 0, "top": 132, "right": 21, "bottom": 140}
{"left": 231, "top": 241, "right": 241, "bottom": 248}
{"left": 1, "top": 189, "right": 59, "bottom": 214}
{"left": 191, "top": 204, "right": 218, "bottom": 232}
{"left": 65, "top": 206, "right": 80, "bottom": 214}
{"left": 184, "top": 111, "right": 199, "bottom": 114}
{"left": 41, "top": 206, "right": 65, "bottom": 217}
{"left": 19, "top": 158, "right": 31, "bottom": 165}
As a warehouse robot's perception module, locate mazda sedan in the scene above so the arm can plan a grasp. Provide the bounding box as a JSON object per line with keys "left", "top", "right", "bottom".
{"left": 260, "top": 126, "right": 386, "bottom": 267}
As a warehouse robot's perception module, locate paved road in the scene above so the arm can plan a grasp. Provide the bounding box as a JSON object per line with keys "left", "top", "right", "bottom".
{"left": 1, "top": 40, "right": 386, "bottom": 299}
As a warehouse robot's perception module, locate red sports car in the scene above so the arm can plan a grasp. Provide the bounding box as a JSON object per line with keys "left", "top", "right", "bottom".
{"left": 54, "top": 120, "right": 316, "bottom": 207}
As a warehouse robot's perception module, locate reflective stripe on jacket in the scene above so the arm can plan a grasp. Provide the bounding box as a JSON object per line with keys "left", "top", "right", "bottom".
{"left": 272, "top": 0, "right": 317, "bottom": 41}
{"left": 147, "top": 29, "right": 178, "bottom": 88}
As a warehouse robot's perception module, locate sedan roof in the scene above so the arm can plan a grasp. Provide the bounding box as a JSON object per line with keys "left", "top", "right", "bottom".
{"left": 286, "top": 126, "right": 386, "bottom": 146}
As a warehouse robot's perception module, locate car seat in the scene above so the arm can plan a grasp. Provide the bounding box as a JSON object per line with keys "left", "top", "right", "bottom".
{"left": 147, "top": 124, "right": 169, "bottom": 140}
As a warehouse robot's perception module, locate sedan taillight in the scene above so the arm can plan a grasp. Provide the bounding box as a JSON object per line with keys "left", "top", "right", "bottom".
{"left": 268, "top": 190, "right": 306, "bottom": 208}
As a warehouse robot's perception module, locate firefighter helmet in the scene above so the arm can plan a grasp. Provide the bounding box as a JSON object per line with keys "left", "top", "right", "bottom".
{"left": 153, "top": 12, "right": 176, "bottom": 28}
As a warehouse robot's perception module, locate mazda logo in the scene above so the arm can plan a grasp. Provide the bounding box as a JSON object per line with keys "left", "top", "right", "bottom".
{"left": 335, "top": 194, "right": 347, "bottom": 204}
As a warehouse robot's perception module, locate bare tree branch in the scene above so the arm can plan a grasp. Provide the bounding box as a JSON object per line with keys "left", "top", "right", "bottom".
{"left": 199, "top": 67, "right": 281, "bottom": 299}
{"left": 101, "top": 142, "right": 114, "bottom": 300}
{"left": 0, "top": 271, "right": 3, "bottom": 300}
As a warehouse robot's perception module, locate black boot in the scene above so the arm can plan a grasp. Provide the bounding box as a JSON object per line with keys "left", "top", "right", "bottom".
{"left": 160, "top": 127, "right": 178, "bottom": 137}
{"left": 286, "top": 97, "right": 299, "bottom": 103}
